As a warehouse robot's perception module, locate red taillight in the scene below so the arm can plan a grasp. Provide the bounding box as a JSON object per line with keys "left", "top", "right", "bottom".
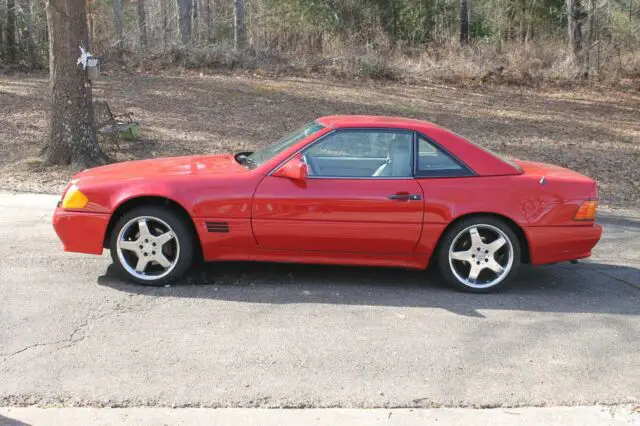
{"left": 575, "top": 200, "right": 598, "bottom": 221}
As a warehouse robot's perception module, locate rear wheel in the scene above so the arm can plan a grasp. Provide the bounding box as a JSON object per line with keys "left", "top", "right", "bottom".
{"left": 109, "top": 206, "right": 194, "bottom": 285}
{"left": 437, "top": 217, "right": 521, "bottom": 293}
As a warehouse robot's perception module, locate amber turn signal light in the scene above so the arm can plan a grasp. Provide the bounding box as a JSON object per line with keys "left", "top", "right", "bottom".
{"left": 574, "top": 200, "right": 598, "bottom": 221}
{"left": 61, "top": 185, "right": 89, "bottom": 209}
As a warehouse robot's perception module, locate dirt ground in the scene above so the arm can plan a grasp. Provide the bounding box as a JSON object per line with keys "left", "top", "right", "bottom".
{"left": 0, "top": 73, "right": 638, "bottom": 208}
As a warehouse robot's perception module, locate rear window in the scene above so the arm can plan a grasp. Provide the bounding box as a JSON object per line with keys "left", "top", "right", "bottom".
{"left": 416, "top": 135, "right": 473, "bottom": 177}
{"left": 450, "top": 131, "right": 522, "bottom": 173}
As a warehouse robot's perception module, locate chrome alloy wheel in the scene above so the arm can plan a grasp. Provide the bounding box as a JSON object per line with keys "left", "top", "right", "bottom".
{"left": 116, "top": 216, "right": 180, "bottom": 281}
{"left": 448, "top": 224, "right": 514, "bottom": 290}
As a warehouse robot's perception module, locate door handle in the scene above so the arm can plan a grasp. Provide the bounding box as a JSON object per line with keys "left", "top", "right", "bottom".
{"left": 388, "top": 193, "right": 421, "bottom": 201}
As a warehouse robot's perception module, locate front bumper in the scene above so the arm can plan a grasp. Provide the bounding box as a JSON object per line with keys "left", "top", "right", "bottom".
{"left": 526, "top": 224, "right": 603, "bottom": 265}
{"left": 52, "top": 207, "right": 110, "bottom": 255}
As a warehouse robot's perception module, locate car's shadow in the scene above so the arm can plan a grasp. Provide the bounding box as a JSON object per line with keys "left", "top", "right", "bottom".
{"left": 97, "top": 260, "right": 640, "bottom": 317}
{"left": 0, "top": 414, "right": 31, "bottom": 426}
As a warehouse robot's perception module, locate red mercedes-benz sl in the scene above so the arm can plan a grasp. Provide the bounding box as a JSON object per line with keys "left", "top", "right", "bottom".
{"left": 53, "top": 115, "right": 602, "bottom": 292}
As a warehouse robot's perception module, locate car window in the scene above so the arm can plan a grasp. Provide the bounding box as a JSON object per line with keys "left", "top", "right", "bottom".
{"left": 417, "top": 136, "right": 470, "bottom": 176}
{"left": 304, "top": 130, "right": 413, "bottom": 178}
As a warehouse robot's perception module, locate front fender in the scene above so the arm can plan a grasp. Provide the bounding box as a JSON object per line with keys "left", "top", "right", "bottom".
{"left": 76, "top": 177, "right": 197, "bottom": 215}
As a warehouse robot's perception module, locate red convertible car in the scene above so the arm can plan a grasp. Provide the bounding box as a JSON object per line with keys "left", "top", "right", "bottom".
{"left": 53, "top": 116, "right": 602, "bottom": 292}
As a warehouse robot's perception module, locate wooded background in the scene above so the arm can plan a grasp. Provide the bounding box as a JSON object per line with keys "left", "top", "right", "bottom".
{"left": 1, "top": 0, "right": 639, "bottom": 82}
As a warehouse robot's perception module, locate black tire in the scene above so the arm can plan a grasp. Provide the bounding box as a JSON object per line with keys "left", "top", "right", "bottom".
{"left": 109, "top": 206, "right": 194, "bottom": 286}
{"left": 436, "top": 216, "right": 521, "bottom": 293}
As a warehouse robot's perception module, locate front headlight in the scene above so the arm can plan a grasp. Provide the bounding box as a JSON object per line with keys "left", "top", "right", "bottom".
{"left": 61, "top": 185, "right": 89, "bottom": 209}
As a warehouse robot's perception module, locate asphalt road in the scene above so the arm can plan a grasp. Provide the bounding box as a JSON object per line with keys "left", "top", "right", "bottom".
{"left": 0, "top": 192, "right": 638, "bottom": 409}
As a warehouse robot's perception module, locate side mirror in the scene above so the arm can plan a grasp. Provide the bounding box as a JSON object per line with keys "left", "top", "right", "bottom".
{"left": 273, "top": 155, "right": 308, "bottom": 181}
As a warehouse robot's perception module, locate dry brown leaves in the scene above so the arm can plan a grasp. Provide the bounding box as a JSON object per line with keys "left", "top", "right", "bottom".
{"left": 0, "top": 73, "right": 638, "bottom": 209}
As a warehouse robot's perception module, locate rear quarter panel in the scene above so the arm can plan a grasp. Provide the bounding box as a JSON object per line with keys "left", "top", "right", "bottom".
{"left": 417, "top": 175, "right": 574, "bottom": 225}
{"left": 415, "top": 174, "right": 599, "bottom": 262}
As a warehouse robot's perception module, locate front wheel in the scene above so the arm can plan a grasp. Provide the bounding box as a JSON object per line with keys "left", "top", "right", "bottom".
{"left": 437, "top": 217, "right": 521, "bottom": 293}
{"left": 109, "top": 206, "right": 194, "bottom": 285}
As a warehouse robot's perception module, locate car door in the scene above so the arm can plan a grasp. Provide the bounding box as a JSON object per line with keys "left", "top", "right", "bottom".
{"left": 251, "top": 129, "right": 424, "bottom": 254}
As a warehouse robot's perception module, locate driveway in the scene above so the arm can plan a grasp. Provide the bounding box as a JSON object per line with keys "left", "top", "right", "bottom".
{"left": 0, "top": 192, "right": 638, "bottom": 409}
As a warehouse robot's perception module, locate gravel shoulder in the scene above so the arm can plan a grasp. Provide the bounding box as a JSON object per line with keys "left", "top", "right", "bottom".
{"left": 0, "top": 74, "right": 638, "bottom": 208}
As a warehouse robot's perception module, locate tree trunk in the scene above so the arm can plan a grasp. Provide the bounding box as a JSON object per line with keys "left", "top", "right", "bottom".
{"left": 28, "top": 0, "right": 35, "bottom": 66}
{"left": 585, "top": 0, "right": 592, "bottom": 76}
{"left": 593, "top": 0, "right": 599, "bottom": 71}
{"left": 192, "top": 0, "right": 198, "bottom": 43}
{"left": 161, "top": 0, "right": 168, "bottom": 47}
{"left": 567, "top": 0, "right": 584, "bottom": 68}
{"left": 459, "top": 0, "right": 469, "bottom": 45}
{"left": 585, "top": 0, "right": 599, "bottom": 76}
{"left": 138, "top": 0, "right": 147, "bottom": 48}
{"left": 526, "top": 0, "right": 536, "bottom": 42}
{"left": 0, "top": 0, "right": 4, "bottom": 60}
{"left": 233, "top": 0, "right": 245, "bottom": 49}
{"left": 6, "top": 0, "right": 16, "bottom": 62}
{"left": 178, "top": 0, "right": 192, "bottom": 44}
{"left": 44, "top": 0, "right": 106, "bottom": 168}
{"left": 39, "top": 0, "right": 49, "bottom": 48}
{"left": 206, "top": 0, "right": 213, "bottom": 43}
{"left": 86, "top": 0, "right": 95, "bottom": 45}
{"left": 389, "top": 0, "right": 396, "bottom": 44}
{"left": 113, "top": 0, "right": 123, "bottom": 53}
{"left": 520, "top": 0, "right": 526, "bottom": 43}
{"left": 22, "top": 0, "right": 36, "bottom": 68}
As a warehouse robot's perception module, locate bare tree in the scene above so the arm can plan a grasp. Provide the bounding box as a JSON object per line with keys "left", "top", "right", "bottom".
{"left": 27, "top": 0, "right": 36, "bottom": 65}
{"left": 192, "top": 0, "right": 198, "bottom": 42}
{"left": 178, "top": 0, "right": 192, "bottom": 44}
{"left": 520, "top": 0, "right": 526, "bottom": 42}
{"left": 20, "top": 0, "right": 37, "bottom": 67}
{"left": 460, "top": 0, "right": 469, "bottom": 45}
{"left": 6, "top": 0, "right": 15, "bottom": 62}
{"left": 161, "top": 0, "right": 168, "bottom": 47}
{"left": 113, "top": 0, "right": 123, "bottom": 54}
{"left": 206, "top": 0, "right": 214, "bottom": 42}
{"left": 0, "top": 1, "right": 4, "bottom": 60}
{"left": 138, "top": 0, "right": 147, "bottom": 47}
{"left": 86, "top": 0, "right": 95, "bottom": 42}
{"left": 234, "top": 0, "right": 245, "bottom": 49}
{"left": 44, "top": 0, "right": 106, "bottom": 167}
{"left": 388, "top": 0, "right": 397, "bottom": 43}
{"left": 567, "top": 0, "right": 585, "bottom": 67}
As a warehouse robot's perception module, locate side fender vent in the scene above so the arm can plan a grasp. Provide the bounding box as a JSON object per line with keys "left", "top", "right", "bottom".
{"left": 205, "top": 221, "right": 230, "bottom": 233}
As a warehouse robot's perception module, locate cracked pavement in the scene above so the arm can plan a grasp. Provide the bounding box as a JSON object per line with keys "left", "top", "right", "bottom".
{"left": 0, "top": 192, "right": 638, "bottom": 409}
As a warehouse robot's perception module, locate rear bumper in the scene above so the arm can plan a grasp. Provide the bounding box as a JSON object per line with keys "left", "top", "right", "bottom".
{"left": 52, "top": 208, "right": 110, "bottom": 255}
{"left": 525, "top": 224, "right": 603, "bottom": 265}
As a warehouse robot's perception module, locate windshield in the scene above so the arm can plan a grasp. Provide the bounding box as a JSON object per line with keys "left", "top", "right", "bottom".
{"left": 246, "top": 121, "right": 325, "bottom": 167}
